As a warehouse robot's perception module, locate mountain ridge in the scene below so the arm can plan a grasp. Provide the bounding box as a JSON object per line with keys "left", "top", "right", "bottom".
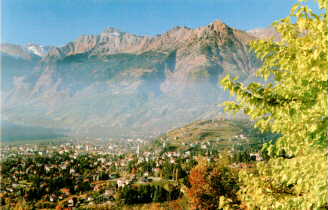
{"left": 2, "top": 20, "right": 267, "bottom": 138}
{"left": 44, "top": 20, "right": 256, "bottom": 58}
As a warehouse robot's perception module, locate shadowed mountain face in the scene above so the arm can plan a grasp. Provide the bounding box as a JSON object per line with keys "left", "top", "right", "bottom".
{"left": 1, "top": 20, "right": 263, "bottom": 138}
{"left": 1, "top": 121, "right": 66, "bottom": 142}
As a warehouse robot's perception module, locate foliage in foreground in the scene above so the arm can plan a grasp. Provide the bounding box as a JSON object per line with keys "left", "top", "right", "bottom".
{"left": 187, "top": 155, "right": 240, "bottom": 210}
{"left": 220, "top": 0, "right": 327, "bottom": 209}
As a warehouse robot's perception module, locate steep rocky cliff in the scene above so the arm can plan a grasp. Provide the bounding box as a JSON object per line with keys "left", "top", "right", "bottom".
{"left": 2, "top": 20, "right": 263, "bottom": 138}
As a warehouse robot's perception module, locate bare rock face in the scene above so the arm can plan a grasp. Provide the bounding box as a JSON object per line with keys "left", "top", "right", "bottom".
{"left": 47, "top": 20, "right": 256, "bottom": 58}
{"left": 2, "top": 20, "right": 263, "bottom": 137}
{"left": 1, "top": 43, "right": 38, "bottom": 60}
{"left": 1, "top": 43, "right": 54, "bottom": 59}
{"left": 47, "top": 28, "right": 151, "bottom": 58}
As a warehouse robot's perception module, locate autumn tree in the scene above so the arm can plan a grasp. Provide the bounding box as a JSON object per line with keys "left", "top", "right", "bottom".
{"left": 220, "top": 0, "right": 327, "bottom": 209}
{"left": 188, "top": 158, "right": 212, "bottom": 209}
{"left": 187, "top": 157, "right": 239, "bottom": 210}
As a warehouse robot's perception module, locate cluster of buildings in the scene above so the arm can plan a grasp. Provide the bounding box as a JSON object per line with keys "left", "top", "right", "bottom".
{"left": 0, "top": 131, "right": 263, "bottom": 208}
{"left": 0, "top": 137, "right": 147, "bottom": 159}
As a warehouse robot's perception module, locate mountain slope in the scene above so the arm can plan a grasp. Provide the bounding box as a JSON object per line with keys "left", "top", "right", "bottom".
{"left": 2, "top": 20, "right": 262, "bottom": 138}
{"left": 1, "top": 121, "right": 66, "bottom": 142}
{"left": 247, "top": 26, "right": 280, "bottom": 41}
{"left": 150, "top": 118, "right": 278, "bottom": 151}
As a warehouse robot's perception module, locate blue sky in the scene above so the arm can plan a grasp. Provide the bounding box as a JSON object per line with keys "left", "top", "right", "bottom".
{"left": 1, "top": 0, "right": 311, "bottom": 46}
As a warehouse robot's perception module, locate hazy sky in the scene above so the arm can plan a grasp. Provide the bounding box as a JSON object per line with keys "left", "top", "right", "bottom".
{"left": 1, "top": 0, "right": 315, "bottom": 46}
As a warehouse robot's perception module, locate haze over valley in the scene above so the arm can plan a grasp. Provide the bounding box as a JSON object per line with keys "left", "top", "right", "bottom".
{"left": 1, "top": 21, "right": 274, "bottom": 139}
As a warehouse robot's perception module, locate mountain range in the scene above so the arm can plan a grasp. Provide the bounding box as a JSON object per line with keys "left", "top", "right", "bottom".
{"left": 1, "top": 22, "right": 275, "bottom": 138}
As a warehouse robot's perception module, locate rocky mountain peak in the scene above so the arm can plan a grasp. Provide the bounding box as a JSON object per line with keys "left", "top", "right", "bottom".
{"left": 211, "top": 20, "right": 228, "bottom": 29}
{"left": 189, "top": 19, "right": 236, "bottom": 44}
{"left": 1, "top": 43, "right": 30, "bottom": 59}
{"left": 102, "top": 27, "right": 122, "bottom": 35}
{"left": 43, "top": 21, "right": 257, "bottom": 59}
{"left": 161, "top": 26, "right": 193, "bottom": 41}
{"left": 169, "top": 26, "right": 192, "bottom": 32}
{"left": 3, "top": 19, "right": 261, "bottom": 137}
{"left": 1, "top": 43, "right": 43, "bottom": 60}
{"left": 207, "top": 19, "right": 233, "bottom": 35}
{"left": 26, "top": 43, "right": 53, "bottom": 57}
{"left": 76, "top": 34, "right": 97, "bottom": 41}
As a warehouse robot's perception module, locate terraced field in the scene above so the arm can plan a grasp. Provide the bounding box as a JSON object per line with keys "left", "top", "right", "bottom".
{"left": 151, "top": 118, "right": 278, "bottom": 151}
